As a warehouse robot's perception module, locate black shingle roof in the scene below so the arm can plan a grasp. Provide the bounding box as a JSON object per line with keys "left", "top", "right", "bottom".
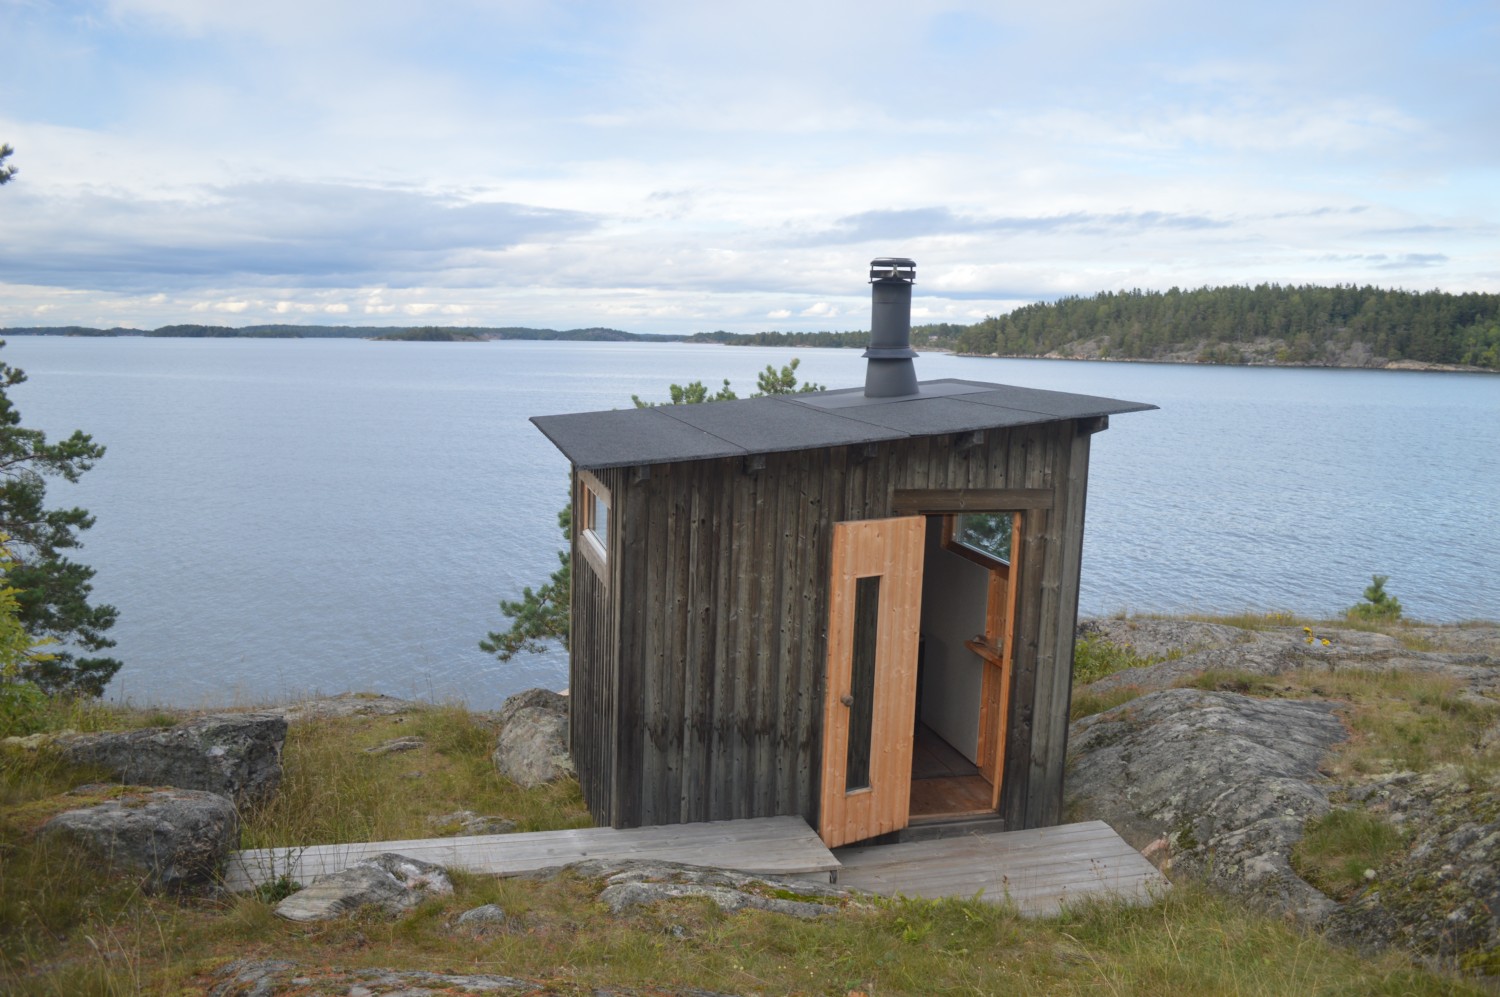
{"left": 531, "top": 378, "right": 1156, "bottom": 470}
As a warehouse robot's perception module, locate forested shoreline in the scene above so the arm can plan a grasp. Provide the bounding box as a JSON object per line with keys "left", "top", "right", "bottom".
{"left": 955, "top": 284, "right": 1500, "bottom": 370}
{"left": 6, "top": 284, "right": 1498, "bottom": 370}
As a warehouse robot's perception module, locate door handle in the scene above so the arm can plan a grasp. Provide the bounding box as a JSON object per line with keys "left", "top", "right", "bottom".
{"left": 840, "top": 694, "right": 854, "bottom": 708}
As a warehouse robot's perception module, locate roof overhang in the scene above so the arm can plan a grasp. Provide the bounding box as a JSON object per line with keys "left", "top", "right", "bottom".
{"left": 531, "top": 378, "right": 1157, "bottom": 471}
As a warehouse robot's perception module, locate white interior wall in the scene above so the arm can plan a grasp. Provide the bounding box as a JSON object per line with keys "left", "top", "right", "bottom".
{"left": 917, "top": 517, "right": 989, "bottom": 762}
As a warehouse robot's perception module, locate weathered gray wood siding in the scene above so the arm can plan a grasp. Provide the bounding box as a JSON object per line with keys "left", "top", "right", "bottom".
{"left": 568, "top": 466, "right": 625, "bottom": 825}
{"left": 577, "top": 420, "right": 1097, "bottom": 832}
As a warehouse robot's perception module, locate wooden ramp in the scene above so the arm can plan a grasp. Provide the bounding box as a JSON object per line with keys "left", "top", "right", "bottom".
{"left": 834, "top": 820, "right": 1167, "bottom": 917}
{"left": 225, "top": 815, "right": 838, "bottom": 892}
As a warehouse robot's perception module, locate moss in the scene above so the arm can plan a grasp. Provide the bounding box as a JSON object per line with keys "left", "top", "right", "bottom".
{"left": 1173, "top": 817, "right": 1200, "bottom": 852}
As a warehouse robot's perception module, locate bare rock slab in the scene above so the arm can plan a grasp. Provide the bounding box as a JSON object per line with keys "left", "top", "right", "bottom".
{"left": 55, "top": 711, "right": 286, "bottom": 808}
{"left": 1068, "top": 688, "right": 1348, "bottom": 923}
{"left": 208, "top": 959, "right": 537, "bottom": 995}
{"left": 492, "top": 688, "right": 573, "bottom": 788}
{"left": 39, "top": 787, "right": 239, "bottom": 893}
{"left": 274, "top": 852, "right": 453, "bottom": 922}
{"left": 571, "top": 859, "right": 847, "bottom": 919}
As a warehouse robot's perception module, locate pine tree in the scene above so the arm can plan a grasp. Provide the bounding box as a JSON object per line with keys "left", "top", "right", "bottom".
{"left": 484, "top": 359, "right": 822, "bottom": 662}
{"left": 0, "top": 345, "right": 120, "bottom": 696}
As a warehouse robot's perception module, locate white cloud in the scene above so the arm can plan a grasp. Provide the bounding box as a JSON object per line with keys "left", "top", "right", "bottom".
{"left": 0, "top": 0, "right": 1493, "bottom": 332}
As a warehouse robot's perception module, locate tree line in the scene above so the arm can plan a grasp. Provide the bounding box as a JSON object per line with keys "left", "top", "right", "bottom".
{"left": 953, "top": 285, "right": 1500, "bottom": 369}
{"left": 13, "top": 287, "right": 1500, "bottom": 370}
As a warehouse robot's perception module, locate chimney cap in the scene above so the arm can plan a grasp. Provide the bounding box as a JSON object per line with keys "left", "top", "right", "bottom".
{"left": 869, "top": 258, "right": 916, "bottom": 283}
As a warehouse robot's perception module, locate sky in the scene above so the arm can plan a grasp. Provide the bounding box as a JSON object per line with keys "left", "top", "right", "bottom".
{"left": 1, "top": 0, "right": 1497, "bottom": 334}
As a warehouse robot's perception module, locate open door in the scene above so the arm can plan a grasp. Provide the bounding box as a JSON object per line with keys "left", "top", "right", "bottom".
{"left": 818, "top": 515, "right": 925, "bottom": 847}
{"left": 970, "top": 514, "right": 1022, "bottom": 811}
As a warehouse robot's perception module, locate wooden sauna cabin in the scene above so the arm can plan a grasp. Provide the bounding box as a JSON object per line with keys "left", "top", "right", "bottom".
{"left": 530, "top": 260, "right": 1154, "bottom": 848}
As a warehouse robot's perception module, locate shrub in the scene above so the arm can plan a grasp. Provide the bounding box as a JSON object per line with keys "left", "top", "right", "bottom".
{"left": 1346, "top": 575, "right": 1403, "bottom": 622}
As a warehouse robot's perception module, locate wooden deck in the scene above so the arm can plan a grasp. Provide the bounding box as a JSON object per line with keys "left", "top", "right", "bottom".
{"left": 224, "top": 815, "right": 838, "bottom": 892}
{"left": 835, "top": 819, "right": 1167, "bottom": 917}
{"left": 226, "top": 816, "right": 1166, "bottom": 919}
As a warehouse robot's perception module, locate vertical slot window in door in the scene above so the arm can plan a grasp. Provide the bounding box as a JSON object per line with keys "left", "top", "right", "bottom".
{"left": 845, "top": 575, "right": 881, "bottom": 792}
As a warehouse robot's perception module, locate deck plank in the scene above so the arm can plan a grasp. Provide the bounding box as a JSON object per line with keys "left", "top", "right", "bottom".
{"left": 225, "top": 815, "right": 838, "bottom": 892}
{"left": 834, "top": 820, "right": 1167, "bottom": 917}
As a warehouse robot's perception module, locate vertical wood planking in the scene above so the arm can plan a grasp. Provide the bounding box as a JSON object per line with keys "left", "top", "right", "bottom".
{"left": 680, "top": 462, "right": 713, "bottom": 822}
{"left": 1037, "top": 424, "right": 1093, "bottom": 825}
{"left": 1025, "top": 423, "right": 1067, "bottom": 826}
{"left": 612, "top": 467, "right": 648, "bottom": 827}
{"left": 1001, "top": 427, "right": 1039, "bottom": 827}
{"left": 752, "top": 454, "right": 781, "bottom": 818}
{"left": 708, "top": 459, "right": 737, "bottom": 821}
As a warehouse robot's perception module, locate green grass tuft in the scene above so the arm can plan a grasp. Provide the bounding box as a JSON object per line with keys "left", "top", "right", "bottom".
{"left": 1293, "top": 808, "right": 1406, "bottom": 900}
{"left": 1073, "top": 634, "right": 1158, "bottom": 685}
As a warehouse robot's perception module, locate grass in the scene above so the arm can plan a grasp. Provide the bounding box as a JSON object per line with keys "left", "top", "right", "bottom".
{"left": 243, "top": 704, "right": 592, "bottom": 849}
{"left": 1292, "top": 809, "right": 1407, "bottom": 901}
{"left": 0, "top": 690, "right": 174, "bottom": 739}
{"left": 1178, "top": 666, "right": 1500, "bottom": 781}
{"left": 1070, "top": 684, "right": 1146, "bottom": 721}
{"left": 1072, "top": 633, "right": 1160, "bottom": 685}
{"left": 1178, "top": 609, "right": 1314, "bottom": 631}
{"left": 3, "top": 698, "right": 1495, "bottom": 994}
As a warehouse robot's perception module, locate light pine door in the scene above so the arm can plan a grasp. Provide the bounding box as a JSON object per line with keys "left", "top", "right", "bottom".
{"left": 818, "top": 516, "right": 925, "bottom": 848}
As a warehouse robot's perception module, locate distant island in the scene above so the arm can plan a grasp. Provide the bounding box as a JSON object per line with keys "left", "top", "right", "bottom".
{"left": 5, "top": 284, "right": 1497, "bottom": 372}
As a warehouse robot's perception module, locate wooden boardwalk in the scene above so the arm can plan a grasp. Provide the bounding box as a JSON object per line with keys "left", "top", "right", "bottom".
{"left": 225, "top": 815, "right": 837, "bottom": 893}
{"left": 835, "top": 820, "right": 1167, "bottom": 917}
{"left": 227, "top": 816, "right": 1165, "bottom": 918}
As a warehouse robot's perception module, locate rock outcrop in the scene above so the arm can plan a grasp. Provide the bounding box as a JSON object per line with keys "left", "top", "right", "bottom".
{"left": 207, "top": 960, "right": 538, "bottom": 996}
{"left": 39, "top": 787, "right": 240, "bottom": 893}
{"left": 1079, "top": 618, "right": 1500, "bottom": 700}
{"left": 566, "top": 859, "right": 849, "bottom": 919}
{"left": 1068, "top": 688, "right": 1349, "bottom": 923}
{"left": 1326, "top": 768, "right": 1500, "bottom": 974}
{"left": 274, "top": 852, "right": 453, "bottom": 922}
{"left": 492, "top": 688, "right": 573, "bottom": 788}
{"left": 52, "top": 712, "right": 287, "bottom": 808}
{"left": 1068, "top": 618, "right": 1500, "bottom": 975}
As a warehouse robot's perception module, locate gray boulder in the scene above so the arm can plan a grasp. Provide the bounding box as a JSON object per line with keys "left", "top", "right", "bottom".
{"left": 55, "top": 711, "right": 286, "bottom": 809}
{"left": 274, "top": 852, "right": 453, "bottom": 922}
{"left": 39, "top": 788, "right": 239, "bottom": 893}
{"left": 454, "top": 903, "right": 510, "bottom": 930}
{"left": 494, "top": 687, "right": 568, "bottom": 729}
{"left": 1067, "top": 688, "right": 1348, "bottom": 923}
{"left": 428, "top": 810, "right": 517, "bottom": 836}
{"left": 492, "top": 689, "right": 573, "bottom": 788}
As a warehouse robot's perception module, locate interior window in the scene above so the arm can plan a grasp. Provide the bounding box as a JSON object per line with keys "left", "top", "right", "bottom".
{"left": 949, "top": 512, "right": 1012, "bottom": 566}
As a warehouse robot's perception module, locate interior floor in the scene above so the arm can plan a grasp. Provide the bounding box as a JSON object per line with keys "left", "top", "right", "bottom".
{"left": 909, "top": 722, "right": 994, "bottom": 820}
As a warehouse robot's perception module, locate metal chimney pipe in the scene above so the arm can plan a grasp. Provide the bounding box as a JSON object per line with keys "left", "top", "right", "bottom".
{"left": 863, "top": 257, "right": 919, "bottom": 398}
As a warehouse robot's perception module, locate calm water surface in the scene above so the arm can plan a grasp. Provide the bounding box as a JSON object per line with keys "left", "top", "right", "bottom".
{"left": 6, "top": 337, "right": 1498, "bottom": 709}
